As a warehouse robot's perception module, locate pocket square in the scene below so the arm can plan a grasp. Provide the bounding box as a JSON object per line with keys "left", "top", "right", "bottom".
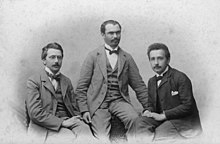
{"left": 171, "top": 91, "right": 179, "bottom": 96}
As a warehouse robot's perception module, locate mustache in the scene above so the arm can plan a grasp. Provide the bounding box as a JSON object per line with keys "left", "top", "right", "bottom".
{"left": 112, "top": 38, "right": 119, "bottom": 42}
{"left": 154, "top": 65, "right": 161, "bottom": 69}
{"left": 52, "top": 63, "right": 60, "bottom": 67}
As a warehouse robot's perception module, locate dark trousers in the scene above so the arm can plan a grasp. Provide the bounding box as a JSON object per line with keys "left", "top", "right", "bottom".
{"left": 128, "top": 116, "right": 183, "bottom": 142}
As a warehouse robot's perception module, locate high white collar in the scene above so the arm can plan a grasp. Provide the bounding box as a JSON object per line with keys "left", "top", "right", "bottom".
{"left": 45, "top": 66, "right": 60, "bottom": 76}
{"left": 156, "top": 66, "right": 169, "bottom": 77}
{"left": 104, "top": 43, "right": 119, "bottom": 51}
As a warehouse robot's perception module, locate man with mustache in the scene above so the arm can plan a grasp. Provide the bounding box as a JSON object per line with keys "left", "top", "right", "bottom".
{"left": 26, "top": 42, "right": 95, "bottom": 144}
{"left": 130, "top": 43, "right": 202, "bottom": 142}
{"left": 76, "top": 20, "right": 149, "bottom": 142}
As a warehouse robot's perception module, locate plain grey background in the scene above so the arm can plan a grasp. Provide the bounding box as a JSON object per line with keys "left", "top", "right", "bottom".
{"left": 0, "top": 0, "right": 220, "bottom": 143}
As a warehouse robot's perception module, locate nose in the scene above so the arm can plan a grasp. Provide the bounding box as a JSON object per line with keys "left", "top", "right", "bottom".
{"left": 154, "top": 59, "right": 159, "bottom": 65}
{"left": 55, "top": 57, "right": 59, "bottom": 63}
{"left": 113, "top": 33, "right": 117, "bottom": 38}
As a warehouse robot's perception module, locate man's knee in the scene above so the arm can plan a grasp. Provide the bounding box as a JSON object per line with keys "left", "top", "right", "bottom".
{"left": 154, "top": 121, "right": 181, "bottom": 141}
{"left": 129, "top": 111, "right": 139, "bottom": 121}
{"left": 130, "top": 116, "right": 158, "bottom": 134}
{"left": 71, "top": 120, "right": 92, "bottom": 136}
{"left": 110, "top": 101, "right": 139, "bottom": 122}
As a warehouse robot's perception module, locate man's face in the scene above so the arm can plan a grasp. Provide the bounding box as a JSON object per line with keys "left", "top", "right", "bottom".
{"left": 43, "top": 48, "right": 63, "bottom": 74}
{"left": 149, "top": 49, "right": 170, "bottom": 75}
{"left": 102, "top": 23, "right": 121, "bottom": 49}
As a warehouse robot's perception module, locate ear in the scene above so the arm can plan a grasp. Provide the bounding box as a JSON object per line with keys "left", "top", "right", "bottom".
{"left": 42, "top": 59, "right": 46, "bottom": 65}
{"left": 101, "top": 32, "right": 105, "bottom": 37}
{"left": 167, "top": 58, "right": 170, "bottom": 64}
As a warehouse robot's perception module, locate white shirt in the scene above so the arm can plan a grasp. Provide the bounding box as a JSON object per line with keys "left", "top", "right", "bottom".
{"left": 105, "top": 43, "right": 118, "bottom": 69}
{"left": 45, "top": 67, "right": 60, "bottom": 90}
{"left": 156, "top": 66, "right": 169, "bottom": 86}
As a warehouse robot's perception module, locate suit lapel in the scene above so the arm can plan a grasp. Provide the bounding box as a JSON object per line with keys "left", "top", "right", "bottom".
{"left": 158, "top": 77, "right": 168, "bottom": 88}
{"left": 41, "top": 70, "right": 56, "bottom": 96}
{"left": 158, "top": 67, "right": 172, "bottom": 88}
{"left": 97, "top": 46, "right": 126, "bottom": 79}
{"left": 152, "top": 76, "right": 158, "bottom": 107}
{"left": 60, "top": 74, "right": 68, "bottom": 99}
{"left": 117, "top": 48, "right": 126, "bottom": 77}
{"left": 97, "top": 46, "right": 107, "bottom": 80}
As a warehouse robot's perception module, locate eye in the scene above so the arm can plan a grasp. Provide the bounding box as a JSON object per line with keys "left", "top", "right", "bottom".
{"left": 57, "top": 56, "right": 63, "bottom": 60}
{"left": 108, "top": 32, "right": 114, "bottom": 35}
{"left": 49, "top": 55, "right": 56, "bottom": 59}
{"left": 150, "top": 57, "right": 155, "bottom": 61}
{"left": 158, "top": 57, "right": 164, "bottom": 60}
{"left": 116, "top": 31, "right": 121, "bottom": 35}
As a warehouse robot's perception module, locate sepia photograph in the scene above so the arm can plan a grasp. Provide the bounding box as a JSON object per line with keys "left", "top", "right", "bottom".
{"left": 0, "top": 0, "right": 220, "bottom": 143}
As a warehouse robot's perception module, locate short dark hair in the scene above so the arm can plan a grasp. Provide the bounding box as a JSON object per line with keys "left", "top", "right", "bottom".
{"left": 147, "top": 43, "right": 170, "bottom": 60}
{"left": 100, "top": 20, "right": 121, "bottom": 34}
{"left": 41, "top": 42, "right": 63, "bottom": 60}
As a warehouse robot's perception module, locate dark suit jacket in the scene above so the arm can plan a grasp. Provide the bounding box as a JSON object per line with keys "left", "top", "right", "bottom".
{"left": 76, "top": 45, "right": 148, "bottom": 116}
{"left": 26, "top": 69, "right": 79, "bottom": 143}
{"left": 147, "top": 66, "right": 202, "bottom": 137}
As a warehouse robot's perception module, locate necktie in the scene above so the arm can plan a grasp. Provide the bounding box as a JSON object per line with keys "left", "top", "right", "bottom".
{"left": 46, "top": 72, "right": 61, "bottom": 81}
{"left": 156, "top": 76, "right": 163, "bottom": 81}
{"left": 105, "top": 47, "right": 119, "bottom": 55}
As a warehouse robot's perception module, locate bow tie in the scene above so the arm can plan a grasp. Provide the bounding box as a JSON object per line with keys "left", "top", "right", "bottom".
{"left": 156, "top": 76, "right": 163, "bottom": 81}
{"left": 46, "top": 72, "right": 61, "bottom": 81}
{"left": 105, "top": 47, "right": 119, "bottom": 55}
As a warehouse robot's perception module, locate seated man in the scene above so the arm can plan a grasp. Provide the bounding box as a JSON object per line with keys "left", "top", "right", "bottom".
{"left": 26, "top": 42, "right": 95, "bottom": 144}
{"left": 130, "top": 43, "right": 202, "bottom": 142}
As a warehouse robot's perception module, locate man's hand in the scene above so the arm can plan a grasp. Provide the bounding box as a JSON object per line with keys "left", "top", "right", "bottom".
{"left": 142, "top": 110, "right": 152, "bottom": 117}
{"left": 82, "top": 112, "right": 92, "bottom": 124}
{"left": 61, "top": 116, "right": 81, "bottom": 128}
{"left": 150, "top": 112, "right": 166, "bottom": 121}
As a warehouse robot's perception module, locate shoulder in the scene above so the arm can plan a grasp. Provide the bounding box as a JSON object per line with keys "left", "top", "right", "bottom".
{"left": 171, "top": 68, "right": 188, "bottom": 78}
{"left": 170, "top": 67, "right": 191, "bottom": 83}
{"left": 119, "top": 48, "right": 133, "bottom": 59}
{"left": 27, "top": 71, "right": 44, "bottom": 88}
{"left": 83, "top": 46, "right": 104, "bottom": 62}
{"left": 27, "top": 71, "right": 42, "bottom": 83}
{"left": 148, "top": 76, "right": 155, "bottom": 84}
{"left": 87, "top": 46, "right": 104, "bottom": 56}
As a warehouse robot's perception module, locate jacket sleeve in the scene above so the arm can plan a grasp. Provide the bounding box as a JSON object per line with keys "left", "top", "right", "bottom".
{"left": 164, "top": 73, "right": 195, "bottom": 120}
{"left": 75, "top": 53, "right": 94, "bottom": 113}
{"left": 68, "top": 78, "right": 80, "bottom": 116}
{"left": 146, "top": 79, "right": 155, "bottom": 112}
{"left": 26, "top": 76, "right": 63, "bottom": 131}
{"left": 127, "top": 55, "right": 149, "bottom": 110}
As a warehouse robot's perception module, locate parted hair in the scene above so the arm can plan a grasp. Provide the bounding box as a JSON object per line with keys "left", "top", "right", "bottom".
{"left": 147, "top": 43, "right": 170, "bottom": 60}
{"left": 41, "top": 42, "right": 63, "bottom": 60}
{"left": 100, "top": 20, "right": 121, "bottom": 34}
